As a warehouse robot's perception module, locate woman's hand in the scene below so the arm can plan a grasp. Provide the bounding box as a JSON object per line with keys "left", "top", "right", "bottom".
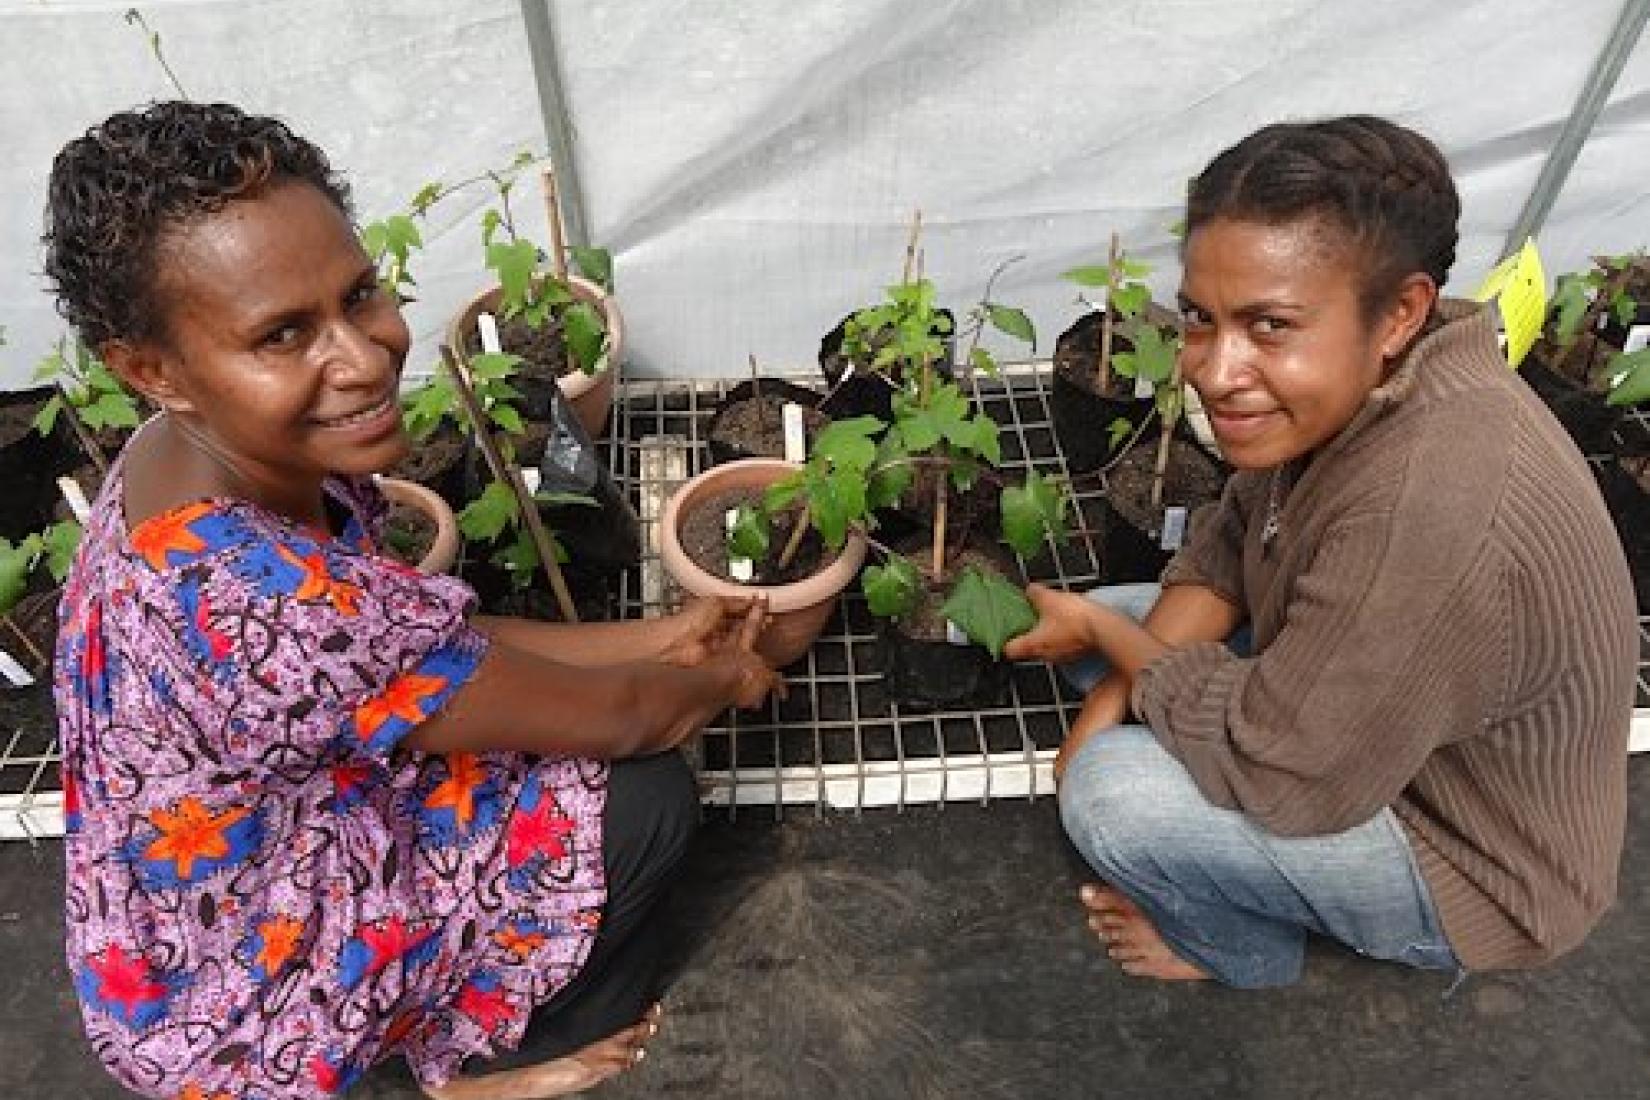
{"left": 657, "top": 596, "right": 762, "bottom": 667}
{"left": 1003, "top": 584, "right": 1102, "bottom": 664}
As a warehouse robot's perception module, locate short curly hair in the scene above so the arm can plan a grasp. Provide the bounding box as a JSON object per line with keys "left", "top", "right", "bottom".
{"left": 1185, "top": 115, "right": 1459, "bottom": 324}
{"left": 43, "top": 100, "right": 353, "bottom": 348}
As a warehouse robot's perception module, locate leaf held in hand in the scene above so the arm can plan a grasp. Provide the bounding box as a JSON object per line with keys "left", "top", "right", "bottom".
{"left": 941, "top": 567, "right": 1038, "bottom": 658}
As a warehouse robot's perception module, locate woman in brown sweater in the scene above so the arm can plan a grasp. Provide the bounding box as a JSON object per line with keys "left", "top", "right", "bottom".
{"left": 1007, "top": 116, "right": 1637, "bottom": 986}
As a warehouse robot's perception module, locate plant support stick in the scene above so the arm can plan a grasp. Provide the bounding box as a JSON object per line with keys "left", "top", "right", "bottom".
{"left": 438, "top": 345, "right": 580, "bottom": 623}
{"left": 1099, "top": 232, "right": 1119, "bottom": 394}
{"left": 540, "top": 167, "right": 569, "bottom": 282}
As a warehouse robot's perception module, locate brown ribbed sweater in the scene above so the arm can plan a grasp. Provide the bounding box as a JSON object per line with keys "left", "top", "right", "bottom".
{"left": 1132, "top": 299, "right": 1637, "bottom": 970}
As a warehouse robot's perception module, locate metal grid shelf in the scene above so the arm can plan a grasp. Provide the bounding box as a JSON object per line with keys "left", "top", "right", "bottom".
{"left": 2, "top": 370, "right": 1648, "bottom": 838}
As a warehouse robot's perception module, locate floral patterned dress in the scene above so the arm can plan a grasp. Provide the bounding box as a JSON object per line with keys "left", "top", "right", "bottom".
{"left": 54, "top": 462, "right": 609, "bottom": 1100}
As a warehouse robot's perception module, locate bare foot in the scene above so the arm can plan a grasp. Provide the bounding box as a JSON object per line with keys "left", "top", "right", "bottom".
{"left": 1079, "top": 884, "right": 1210, "bottom": 982}
{"left": 424, "top": 1003, "right": 663, "bottom": 1100}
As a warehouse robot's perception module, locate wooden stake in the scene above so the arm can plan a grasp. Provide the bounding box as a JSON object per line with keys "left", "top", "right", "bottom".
{"left": 902, "top": 210, "right": 923, "bottom": 284}
{"left": 540, "top": 167, "right": 569, "bottom": 282}
{"left": 3, "top": 613, "right": 47, "bottom": 671}
{"left": 56, "top": 384, "right": 108, "bottom": 477}
{"left": 438, "top": 345, "right": 580, "bottom": 623}
{"left": 1150, "top": 357, "right": 1184, "bottom": 515}
{"left": 1098, "top": 232, "right": 1119, "bottom": 394}
{"left": 930, "top": 476, "right": 948, "bottom": 580}
{"left": 776, "top": 504, "right": 811, "bottom": 570}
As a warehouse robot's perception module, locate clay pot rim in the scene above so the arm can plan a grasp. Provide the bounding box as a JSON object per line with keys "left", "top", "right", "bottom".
{"left": 447, "top": 274, "right": 624, "bottom": 405}
{"left": 377, "top": 476, "right": 461, "bottom": 575}
{"left": 659, "top": 458, "right": 867, "bottom": 613}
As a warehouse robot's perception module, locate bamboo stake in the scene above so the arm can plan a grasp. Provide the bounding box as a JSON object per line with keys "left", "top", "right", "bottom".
{"left": 540, "top": 167, "right": 569, "bottom": 282}
{"left": 3, "top": 613, "right": 47, "bottom": 671}
{"left": 1150, "top": 357, "right": 1185, "bottom": 515}
{"left": 901, "top": 210, "right": 923, "bottom": 284}
{"left": 1098, "top": 232, "right": 1119, "bottom": 394}
{"left": 776, "top": 505, "right": 811, "bottom": 570}
{"left": 55, "top": 385, "right": 108, "bottom": 476}
{"left": 438, "top": 345, "right": 580, "bottom": 623}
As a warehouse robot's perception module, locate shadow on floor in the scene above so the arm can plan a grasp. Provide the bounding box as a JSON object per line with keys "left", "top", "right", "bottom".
{"left": 5, "top": 762, "right": 1648, "bottom": 1099}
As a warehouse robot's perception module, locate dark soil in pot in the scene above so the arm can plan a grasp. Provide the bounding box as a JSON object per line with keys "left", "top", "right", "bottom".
{"left": 461, "top": 557, "right": 616, "bottom": 623}
{"left": 391, "top": 423, "right": 470, "bottom": 511}
{"left": 817, "top": 309, "right": 956, "bottom": 421}
{"left": 705, "top": 379, "right": 829, "bottom": 466}
{"left": 1594, "top": 458, "right": 1650, "bottom": 615}
{"left": 1052, "top": 311, "right": 1155, "bottom": 475}
{"left": 382, "top": 500, "right": 438, "bottom": 568}
{"left": 1101, "top": 436, "right": 1227, "bottom": 584}
{"left": 543, "top": 473, "right": 643, "bottom": 577}
{"left": 877, "top": 538, "right": 1014, "bottom": 711}
{"left": 880, "top": 463, "right": 1003, "bottom": 547}
{"left": 0, "top": 387, "right": 84, "bottom": 539}
{"left": 678, "top": 486, "right": 836, "bottom": 585}
{"left": 1520, "top": 343, "right": 1624, "bottom": 458}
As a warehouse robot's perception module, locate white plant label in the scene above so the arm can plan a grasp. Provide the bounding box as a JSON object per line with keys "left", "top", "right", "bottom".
{"left": 1159, "top": 506, "right": 1189, "bottom": 551}
{"left": 782, "top": 402, "right": 807, "bottom": 463}
{"left": 725, "top": 508, "right": 754, "bottom": 583}
{"left": 945, "top": 619, "right": 971, "bottom": 646}
{"left": 477, "top": 312, "right": 504, "bottom": 355}
{"left": 57, "top": 477, "right": 92, "bottom": 524}
{"left": 1133, "top": 374, "right": 1155, "bottom": 400}
{"left": 521, "top": 468, "right": 543, "bottom": 495}
{"left": 1625, "top": 324, "right": 1650, "bottom": 355}
{"left": 0, "top": 649, "right": 34, "bottom": 689}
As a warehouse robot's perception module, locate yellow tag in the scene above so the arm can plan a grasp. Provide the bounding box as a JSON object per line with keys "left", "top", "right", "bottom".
{"left": 1472, "top": 238, "right": 1547, "bottom": 368}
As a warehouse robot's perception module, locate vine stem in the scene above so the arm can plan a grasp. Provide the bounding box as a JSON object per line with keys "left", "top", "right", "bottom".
{"left": 439, "top": 345, "right": 579, "bottom": 623}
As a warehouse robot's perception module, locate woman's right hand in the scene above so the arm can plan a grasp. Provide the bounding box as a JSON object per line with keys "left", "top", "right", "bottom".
{"left": 1003, "top": 583, "right": 1102, "bottom": 664}
{"left": 705, "top": 598, "right": 786, "bottom": 711}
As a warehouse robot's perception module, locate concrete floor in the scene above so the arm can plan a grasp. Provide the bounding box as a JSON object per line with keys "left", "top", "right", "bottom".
{"left": 4, "top": 761, "right": 1647, "bottom": 1100}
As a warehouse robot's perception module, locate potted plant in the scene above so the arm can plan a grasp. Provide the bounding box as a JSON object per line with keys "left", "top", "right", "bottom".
{"left": 659, "top": 445, "right": 871, "bottom": 668}
{"left": 705, "top": 357, "right": 831, "bottom": 466}
{"left": 1520, "top": 252, "right": 1649, "bottom": 456}
{"left": 445, "top": 154, "right": 623, "bottom": 440}
{"left": 376, "top": 477, "right": 460, "bottom": 575}
{"left": 1051, "top": 234, "right": 1161, "bottom": 474}
{"left": 1095, "top": 324, "right": 1228, "bottom": 584}
{"left": 0, "top": 519, "right": 80, "bottom": 690}
{"left": 1, "top": 330, "right": 89, "bottom": 541}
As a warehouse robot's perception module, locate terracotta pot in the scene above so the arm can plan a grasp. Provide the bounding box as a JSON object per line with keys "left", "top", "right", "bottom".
{"left": 659, "top": 458, "right": 867, "bottom": 667}
{"left": 448, "top": 274, "right": 624, "bottom": 439}
{"left": 378, "top": 476, "right": 461, "bottom": 575}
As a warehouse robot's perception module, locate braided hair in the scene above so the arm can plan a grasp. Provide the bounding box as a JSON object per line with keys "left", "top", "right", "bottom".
{"left": 1185, "top": 115, "right": 1459, "bottom": 324}
{"left": 43, "top": 100, "right": 351, "bottom": 349}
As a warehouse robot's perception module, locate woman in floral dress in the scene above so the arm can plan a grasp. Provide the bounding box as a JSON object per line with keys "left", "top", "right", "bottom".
{"left": 45, "top": 100, "right": 782, "bottom": 1100}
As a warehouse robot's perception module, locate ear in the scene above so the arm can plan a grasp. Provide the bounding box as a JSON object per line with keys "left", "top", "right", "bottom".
{"left": 1379, "top": 273, "right": 1439, "bottom": 360}
{"left": 101, "top": 338, "right": 197, "bottom": 415}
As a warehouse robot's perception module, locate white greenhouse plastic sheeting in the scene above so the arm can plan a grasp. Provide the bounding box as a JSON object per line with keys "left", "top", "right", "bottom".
{"left": 1, "top": 0, "right": 1648, "bottom": 384}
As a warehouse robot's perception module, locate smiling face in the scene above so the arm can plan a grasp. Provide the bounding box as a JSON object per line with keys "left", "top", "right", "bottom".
{"left": 1177, "top": 216, "right": 1432, "bottom": 470}
{"left": 117, "top": 179, "right": 410, "bottom": 510}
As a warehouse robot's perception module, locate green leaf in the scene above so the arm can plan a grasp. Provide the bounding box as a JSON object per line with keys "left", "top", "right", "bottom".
{"left": 468, "top": 352, "right": 523, "bottom": 381}
{"left": 31, "top": 395, "right": 64, "bottom": 438}
{"left": 866, "top": 434, "right": 913, "bottom": 512}
{"left": 1551, "top": 273, "right": 1593, "bottom": 345}
{"left": 764, "top": 471, "right": 806, "bottom": 512}
{"left": 486, "top": 239, "right": 541, "bottom": 312}
{"left": 986, "top": 304, "right": 1037, "bottom": 348}
{"left": 1111, "top": 283, "right": 1151, "bottom": 320}
{"left": 970, "top": 346, "right": 999, "bottom": 376}
{"left": 940, "top": 567, "right": 1038, "bottom": 658}
{"left": 812, "top": 416, "right": 883, "bottom": 472}
{"left": 481, "top": 209, "right": 504, "bottom": 249}
{"left": 84, "top": 391, "right": 140, "bottom": 430}
{"left": 562, "top": 301, "right": 607, "bottom": 375}
{"left": 1605, "top": 348, "right": 1650, "bottom": 406}
{"left": 409, "top": 181, "right": 445, "bottom": 216}
{"left": 40, "top": 521, "right": 81, "bottom": 583}
{"left": 1107, "top": 416, "right": 1133, "bottom": 452}
{"left": 726, "top": 504, "right": 771, "bottom": 562}
{"left": 862, "top": 555, "right": 922, "bottom": 619}
{"left": 489, "top": 404, "right": 525, "bottom": 435}
{"left": 458, "top": 479, "right": 519, "bottom": 542}
{"left": 492, "top": 527, "right": 543, "bottom": 577}
{"left": 1119, "top": 257, "right": 1153, "bottom": 278}
{"left": 1610, "top": 291, "right": 1638, "bottom": 329}
{"left": 1000, "top": 469, "right": 1070, "bottom": 558}
{"left": 1063, "top": 265, "right": 1113, "bottom": 287}
{"left": 1131, "top": 324, "right": 1179, "bottom": 384}
{"left": 0, "top": 539, "right": 35, "bottom": 615}
{"left": 570, "top": 246, "right": 614, "bottom": 291}
{"left": 807, "top": 467, "right": 867, "bottom": 551}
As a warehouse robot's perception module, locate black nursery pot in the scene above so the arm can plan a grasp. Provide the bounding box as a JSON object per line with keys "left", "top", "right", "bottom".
{"left": 817, "top": 309, "right": 956, "bottom": 421}
{"left": 542, "top": 470, "right": 643, "bottom": 577}
{"left": 1594, "top": 460, "right": 1650, "bottom": 615}
{"left": 1520, "top": 355, "right": 1624, "bottom": 458}
{"left": 0, "top": 385, "right": 83, "bottom": 539}
{"left": 1098, "top": 435, "right": 1228, "bottom": 585}
{"left": 878, "top": 619, "right": 1011, "bottom": 712}
{"left": 1050, "top": 312, "right": 1153, "bottom": 475}
{"left": 704, "top": 378, "right": 826, "bottom": 466}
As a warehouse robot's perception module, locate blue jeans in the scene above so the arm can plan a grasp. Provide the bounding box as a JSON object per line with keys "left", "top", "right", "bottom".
{"left": 1055, "top": 584, "right": 1460, "bottom": 988}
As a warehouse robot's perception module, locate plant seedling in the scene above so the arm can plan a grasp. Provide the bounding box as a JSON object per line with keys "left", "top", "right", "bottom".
{"left": 1062, "top": 232, "right": 1154, "bottom": 395}
{"left": 0, "top": 520, "right": 81, "bottom": 671}
{"left": 32, "top": 338, "right": 141, "bottom": 471}
{"left": 1545, "top": 252, "right": 1650, "bottom": 406}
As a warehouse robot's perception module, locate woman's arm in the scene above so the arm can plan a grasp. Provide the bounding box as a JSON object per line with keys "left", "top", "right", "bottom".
{"left": 404, "top": 601, "right": 780, "bottom": 759}
{"left": 472, "top": 597, "right": 743, "bottom": 669}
